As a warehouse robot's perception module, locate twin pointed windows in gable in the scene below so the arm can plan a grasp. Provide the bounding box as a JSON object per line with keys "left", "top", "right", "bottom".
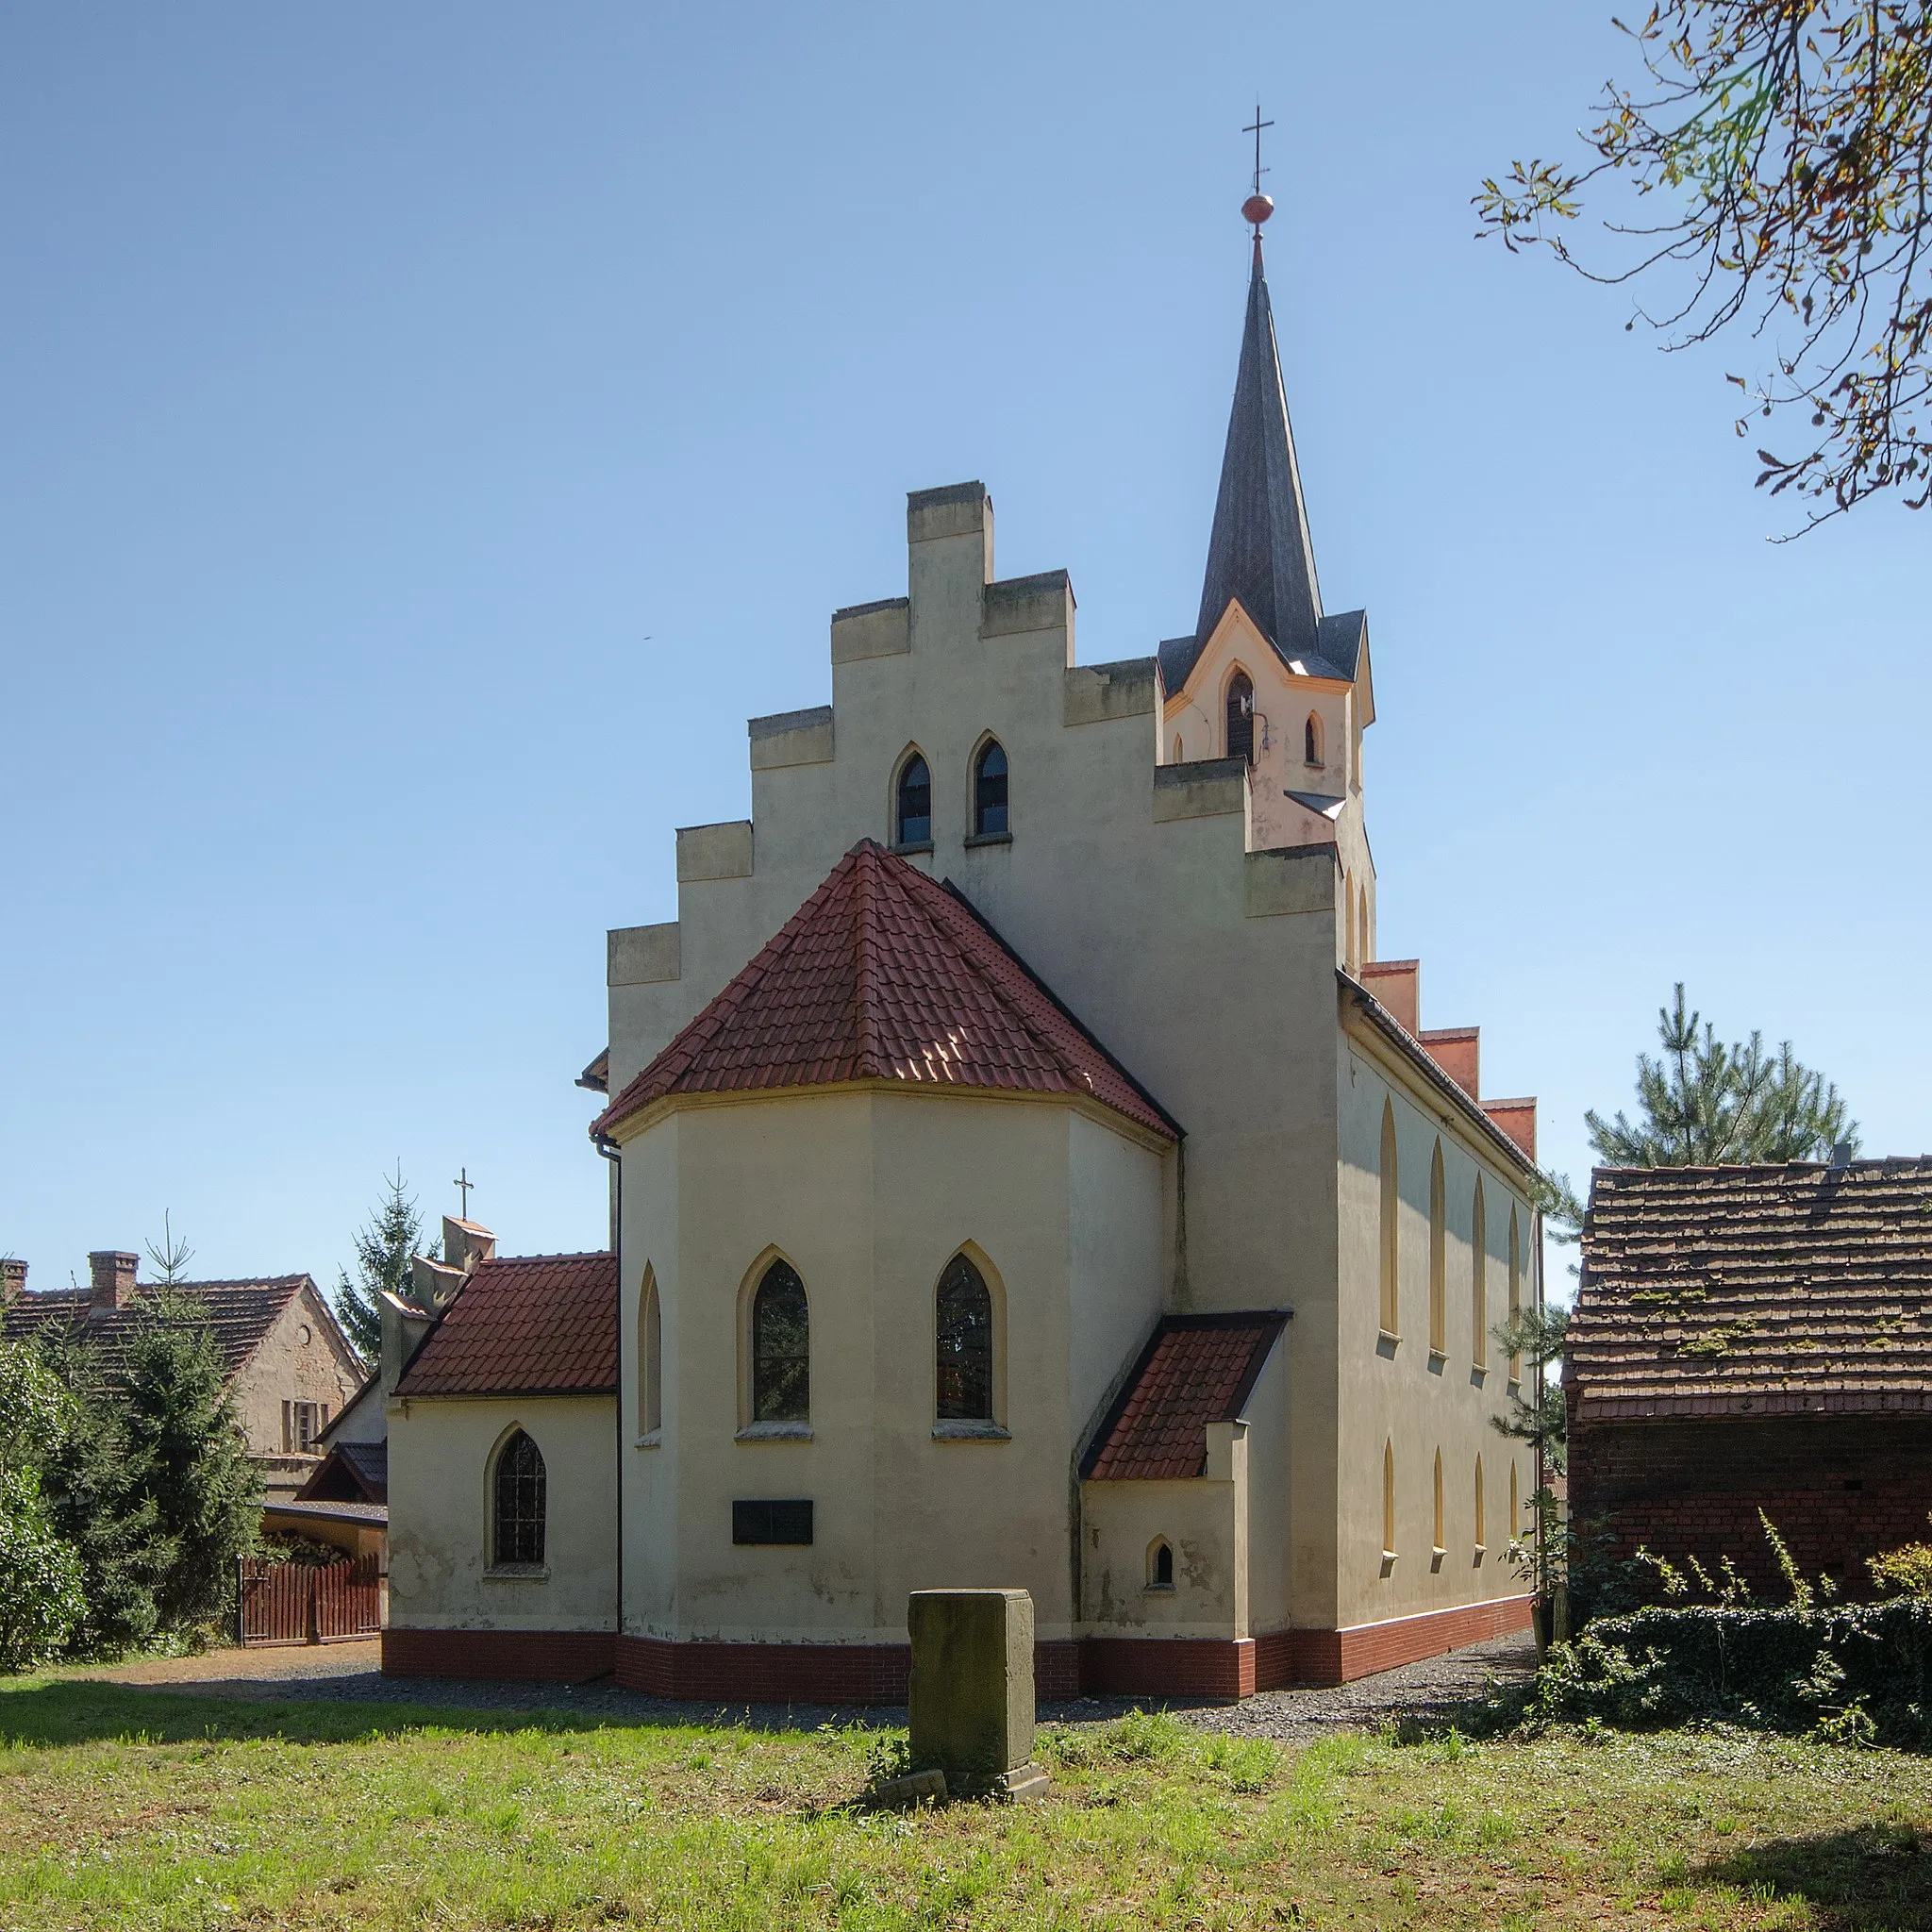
{"left": 895, "top": 741, "right": 1012, "bottom": 847}
{"left": 972, "top": 741, "right": 1008, "bottom": 839}
{"left": 895, "top": 755, "right": 933, "bottom": 847}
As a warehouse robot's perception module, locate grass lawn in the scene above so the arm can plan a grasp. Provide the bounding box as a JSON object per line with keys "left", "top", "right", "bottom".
{"left": 3, "top": 1679, "right": 1932, "bottom": 1928}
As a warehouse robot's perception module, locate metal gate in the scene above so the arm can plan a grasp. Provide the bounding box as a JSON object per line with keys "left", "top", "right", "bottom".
{"left": 238, "top": 1555, "right": 381, "bottom": 1645}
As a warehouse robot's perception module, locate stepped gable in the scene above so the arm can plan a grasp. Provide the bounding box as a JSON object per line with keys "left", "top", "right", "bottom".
{"left": 591, "top": 841, "right": 1177, "bottom": 1142}
{"left": 395, "top": 1252, "right": 618, "bottom": 1399}
{"left": 1083, "top": 1312, "right": 1290, "bottom": 1480}
{"left": 1572, "top": 1158, "right": 1932, "bottom": 1421}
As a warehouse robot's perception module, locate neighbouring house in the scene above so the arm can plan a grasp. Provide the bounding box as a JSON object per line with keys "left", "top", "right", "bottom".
{"left": 381, "top": 198, "right": 1547, "bottom": 1700}
{"left": 1568, "top": 1158, "right": 1932, "bottom": 1601}
{"left": 1, "top": 1250, "right": 367, "bottom": 1501}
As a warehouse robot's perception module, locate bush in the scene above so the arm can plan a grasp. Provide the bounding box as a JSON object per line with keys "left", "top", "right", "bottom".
{"left": 1869, "top": 1539, "right": 1932, "bottom": 1599}
{"left": 0, "top": 1343, "right": 85, "bottom": 1670}
{"left": 1529, "top": 1598, "right": 1932, "bottom": 1748}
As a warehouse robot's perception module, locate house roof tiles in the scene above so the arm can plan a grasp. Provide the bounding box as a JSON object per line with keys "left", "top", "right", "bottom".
{"left": 1572, "top": 1158, "right": 1932, "bottom": 1421}
{"left": 393, "top": 1252, "right": 617, "bottom": 1399}
{"left": 2, "top": 1275, "right": 332, "bottom": 1379}
{"left": 591, "top": 841, "right": 1177, "bottom": 1143}
{"left": 1083, "top": 1312, "right": 1289, "bottom": 1480}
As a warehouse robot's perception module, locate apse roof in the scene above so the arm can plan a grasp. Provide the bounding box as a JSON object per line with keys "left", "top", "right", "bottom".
{"left": 591, "top": 841, "right": 1178, "bottom": 1143}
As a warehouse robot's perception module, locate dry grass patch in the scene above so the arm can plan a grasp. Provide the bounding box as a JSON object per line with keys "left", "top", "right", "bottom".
{"left": 2, "top": 1678, "right": 1931, "bottom": 1927}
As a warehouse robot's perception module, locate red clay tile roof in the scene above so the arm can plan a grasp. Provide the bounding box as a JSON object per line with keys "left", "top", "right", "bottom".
{"left": 592, "top": 841, "right": 1177, "bottom": 1143}
{"left": 2, "top": 1275, "right": 339, "bottom": 1378}
{"left": 1082, "top": 1312, "right": 1289, "bottom": 1480}
{"left": 1572, "top": 1158, "right": 1932, "bottom": 1422}
{"left": 394, "top": 1252, "right": 617, "bottom": 1398}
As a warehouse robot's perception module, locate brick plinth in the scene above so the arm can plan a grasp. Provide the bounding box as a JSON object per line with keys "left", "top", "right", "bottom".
{"left": 1315, "top": 1594, "right": 1532, "bottom": 1684}
{"left": 1081, "top": 1637, "right": 1257, "bottom": 1701}
{"left": 381, "top": 1626, "right": 616, "bottom": 1682}
{"left": 1571, "top": 1414, "right": 1932, "bottom": 1601}
{"left": 614, "top": 1636, "right": 1085, "bottom": 1706}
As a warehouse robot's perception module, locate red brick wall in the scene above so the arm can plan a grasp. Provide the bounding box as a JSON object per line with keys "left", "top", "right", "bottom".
{"left": 1082, "top": 1638, "right": 1257, "bottom": 1701}
{"left": 612, "top": 1637, "right": 1084, "bottom": 1706}
{"left": 382, "top": 1627, "right": 615, "bottom": 1682}
{"left": 1570, "top": 1415, "right": 1932, "bottom": 1601}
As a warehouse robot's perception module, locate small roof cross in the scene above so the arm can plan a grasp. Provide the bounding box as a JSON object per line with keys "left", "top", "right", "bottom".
{"left": 1243, "top": 103, "right": 1274, "bottom": 198}
{"left": 453, "top": 1167, "right": 475, "bottom": 1220}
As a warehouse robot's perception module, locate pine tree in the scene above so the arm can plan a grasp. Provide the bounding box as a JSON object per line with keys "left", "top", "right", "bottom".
{"left": 118, "top": 1292, "right": 259, "bottom": 1633}
{"left": 333, "top": 1163, "right": 431, "bottom": 1362}
{"left": 1541, "top": 985, "right": 1858, "bottom": 1239}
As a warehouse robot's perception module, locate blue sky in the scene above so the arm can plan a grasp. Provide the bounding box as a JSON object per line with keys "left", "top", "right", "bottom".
{"left": 3, "top": 2, "right": 1925, "bottom": 1303}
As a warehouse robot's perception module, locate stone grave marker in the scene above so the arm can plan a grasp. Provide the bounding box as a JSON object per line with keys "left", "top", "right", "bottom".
{"left": 906, "top": 1588, "right": 1049, "bottom": 1801}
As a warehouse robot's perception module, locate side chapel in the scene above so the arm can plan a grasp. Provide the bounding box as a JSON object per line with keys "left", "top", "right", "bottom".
{"left": 382, "top": 199, "right": 1546, "bottom": 1697}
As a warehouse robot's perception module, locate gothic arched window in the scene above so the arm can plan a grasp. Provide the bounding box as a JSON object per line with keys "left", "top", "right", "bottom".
{"left": 1378, "top": 1100, "right": 1399, "bottom": 1337}
{"left": 1471, "top": 1178, "right": 1488, "bottom": 1370}
{"left": 1304, "top": 711, "right": 1323, "bottom": 765}
{"left": 751, "top": 1259, "right": 809, "bottom": 1424}
{"left": 639, "top": 1270, "right": 662, "bottom": 1437}
{"left": 973, "top": 740, "right": 1008, "bottom": 838}
{"left": 492, "top": 1429, "right": 546, "bottom": 1568}
{"left": 1428, "top": 1141, "right": 1447, "bottom": 1356}
{"left": 1147, "top": 1538, "right": 1174, "bottom": 1589}
{"left": 895, "top": 753, "right": 932, "bottom": 846}
{"left": 1225, "top": 671, "right": 1255, "bottom": 765}
{"left": 935, "top": 1254, "right": 993, "bottom": 1421}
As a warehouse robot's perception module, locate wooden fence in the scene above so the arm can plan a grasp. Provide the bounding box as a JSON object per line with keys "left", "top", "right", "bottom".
{"left": 238, "top": 1555, "right": 381, "bottom": 1646}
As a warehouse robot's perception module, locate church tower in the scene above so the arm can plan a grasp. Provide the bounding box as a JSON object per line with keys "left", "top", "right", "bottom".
{"left": 1158, "top": 188, "right": 1379, "bottom": 974}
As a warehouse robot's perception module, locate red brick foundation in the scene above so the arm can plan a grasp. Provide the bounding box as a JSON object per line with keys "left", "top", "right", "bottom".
{"left": 1570, "top": 1414, "right": 1932, "bottom": 1602}
{"left": 382, "top": 1609, "right": 1527, "bottom": 1700}
{"left": 382, "top": 1626, "right": 616, "bottom": 1682}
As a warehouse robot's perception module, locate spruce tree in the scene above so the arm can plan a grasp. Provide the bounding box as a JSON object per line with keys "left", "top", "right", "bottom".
{"left": 333, "top": 1163, "right": 430, "bottom": 1362}
{"left": 118, "top": 1291, "right": 259, "bottom": 1633}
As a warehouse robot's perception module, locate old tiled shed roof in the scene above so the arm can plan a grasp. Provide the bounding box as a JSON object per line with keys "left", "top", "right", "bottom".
{"left": 395, "top": 1253, "right": 617, "bottom": 1399}
{"left": 2, "top": 1275, "right": 325, "bottom": 1378}
{"left": 1571, "top": 1158, "right": 1932, "bottom": 1422}
{"left": 1083, "top": 1312, "right": 1289, "bottom": 1480}
{"left": 592, "top": 841, "right": 1178, "bottom": 1144}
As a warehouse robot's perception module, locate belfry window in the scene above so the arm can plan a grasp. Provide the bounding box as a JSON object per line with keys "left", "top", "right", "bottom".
{"left": 492, "top": 1429, "right": 546, "bottom": 1568}
{"left": 936, "top": 1254, "right": 994, "bottom": 1421}
{"left": 1225, "top": 672, "right": 1255, "bottom": 765}
{"left": 973, "top": 740, "right": 1008, "bottom": 838}
{"left": 751, "top": 1259, "right": 810, "bottom": 1424}
{"left": 895, "top": 754, "right": 932, "bottom": 846}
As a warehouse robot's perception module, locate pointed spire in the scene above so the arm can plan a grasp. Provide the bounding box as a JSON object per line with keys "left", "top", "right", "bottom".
{"left": 1195, "top": 230, "right": 1323, "bottom": 658}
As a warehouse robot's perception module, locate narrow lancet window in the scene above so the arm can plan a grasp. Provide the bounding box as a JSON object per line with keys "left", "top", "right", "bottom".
{"left": 895, "top": 754, "right": 931, "bottom": 846}
{"left": 1304, "top": 711, "right": 1323, "bottom": 765}
{"left": 1148, "top": 1539, "right": 1174, "bottom": 1590}
{"left": 751, "top": 1259, "right": 809, "bottom": 1423}
{"left": 493, "top": 1429, "right": 546, "bottom": 1568}
{"left": 640, "top": 1272, "right": 662, "bottom": 1436}
{"left": 1378, "top": 1101, "right": 1399, "bottom": 1337}
{"left": 972, "top": 741, "right": 1008, "bottom": 838}
{"left": 936, "top": 1254, "right": 994, "bottom": 1421}
{"left": 1382, "top": 1439, "right": 1396, "bottom": 1558}
{"left": 1225, "top": 671, "right": 1255, "bottom": 764}
{"left": 1433, "top": 1447, "right": 1445, "bottom": 1555}
{"left": 1474, "top": 1456, "right": 1487, "bottom": 1552}
{"left": 1507, "top": 1207, "right": 1523, "bottom": 1384}
{"left": 1428, "top": 1141, "right": 1447, "bottom": 1355}
{"left": 1472, "top": 1179, "right": 1488, "bottom": 1369}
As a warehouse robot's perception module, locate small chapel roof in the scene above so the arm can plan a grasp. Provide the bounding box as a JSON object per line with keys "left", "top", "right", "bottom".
{"left": 1571, "top": 1158, "right": 1932, "bottom": 1423}
{"left": 591, "top": 841, "right": 1179, "bottom": 1144}
{"left": 394, "top": 1251, "right": 618, "bottom": 1399}
{"left": 1083, "top": 1312, "right": 1290, "bottom": 1481}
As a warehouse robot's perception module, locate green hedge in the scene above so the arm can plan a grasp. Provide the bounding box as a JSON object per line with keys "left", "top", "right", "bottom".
{"left": 1531, "top": 1598, "right": 1932, "bottom": 1747}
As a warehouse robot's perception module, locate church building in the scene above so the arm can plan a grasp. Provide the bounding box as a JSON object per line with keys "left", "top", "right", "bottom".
{"left": 382, "top": 199, "right": 1545, "bottom": 1698}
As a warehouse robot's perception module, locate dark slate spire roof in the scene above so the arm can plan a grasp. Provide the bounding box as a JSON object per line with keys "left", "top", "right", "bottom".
{"left": 1197, "top": 240, "right": 1322, "bottom": 656}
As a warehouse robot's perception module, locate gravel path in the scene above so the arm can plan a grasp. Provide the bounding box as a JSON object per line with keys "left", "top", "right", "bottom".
{"left": 64, "top": 1631, "right": 1536, "bottom": 1740}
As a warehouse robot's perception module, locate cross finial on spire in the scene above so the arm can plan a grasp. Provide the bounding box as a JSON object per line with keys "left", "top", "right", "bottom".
{"left": 453, "top": 1166, "right": 475, "bottom": 1219}
{"left": 1241, "top": 104, "right": 1276, "bottom": 252}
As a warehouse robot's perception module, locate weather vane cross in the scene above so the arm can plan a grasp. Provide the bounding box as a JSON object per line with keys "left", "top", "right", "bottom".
{"left": 1243, "top": 103, "right": 1274, "bottom": 198}
{"left": 453, "top": 1166, "right": 475, "bottom": 1219}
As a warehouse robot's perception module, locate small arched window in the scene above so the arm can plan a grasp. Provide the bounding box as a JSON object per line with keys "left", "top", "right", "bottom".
{"left": 1507, "top": 1206, "right": 1524, "bottom": 1384}
{"left": 493, "top": 1429, "right": 546, "bottom": 1568}
{"left": 1378, "top": 1101, "right": 1399, "bottom": 1337}
{"left": 640, "top": 1271, "right": 662, "bottom": 1437}
{"left": 751, "top": 1259, "right": 809, "bottom": 1424}
{"left": 1171, "top": 734, "right": 1184, "bottom": 763}
{"left": 1225, "top": 671, "right": 1255, "bottom": 765}
{"left": 1432, "top": 1447, "right": 1445, "bottom": 1556}
{"left": 1358, "top": 883, "right": 1371, "bottom": 965}
{"left": 1148, "top": 1538, "right": 1174, "bottom": 1590}
{"left": 1304, "top": 711, "right": 1323, "bottom": 765}
{"left": 1474, "top": 1456, "right": 1487, "bottom": 1554}
{"left": 972, "top": 740, "right": 1008, "bottom": 838}
{"left": 1382, "top": 1439, "right": 1396, "bottom": 1558}
{"left": 1472, "top": 1178, "right": 1488, "bottom": 1369}
{"left": 935, "top": 1254, "right": 993, "bottom": 1422}
{"left": 1509, "top": 1460, "right": 1520, "bottom": 1536}
{"left": 1428, "top": 1141, "right": 1447, "bottom": 1356}
{"left": 895, "top": 754, "right": 932, "bottom": 846}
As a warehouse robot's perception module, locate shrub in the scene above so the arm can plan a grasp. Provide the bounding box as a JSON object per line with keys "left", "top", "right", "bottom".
{"left": 1869, "top": 1532, "right": 1932, "bottom": 1600}
{"left": 1529, "top": 1598, "right": 1932, "bottom": 1748}
{"left": 0, "top": 1343, "right": 85, "bottom": 1671}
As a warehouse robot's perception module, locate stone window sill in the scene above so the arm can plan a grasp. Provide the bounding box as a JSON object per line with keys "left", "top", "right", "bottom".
{"left": 890, "top": 839, "right": 934, "bottom": 858}
{"left": 1143, "top": 1582, "right": 1175, "bottom": 1594}
{"left": 1376, "top": 1331, "right": 1400, "bottom": 1357}
{"left": 932, "top": 1420, "right": 1010, "bottom": 1441}
{"left": 634, "top": 1429, "right": 662, "bottom": 1449}
{"left": 963, "top": 831, "right": 1012, "bottom": 849}
{"left": 484, "top": 1564, "right": 550, "bottom": 1583}
{"left": 736, "top": 1421, "right": 813, "bottom": 1442}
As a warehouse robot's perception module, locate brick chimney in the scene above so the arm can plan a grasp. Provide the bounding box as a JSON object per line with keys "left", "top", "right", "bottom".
{"left": 1, "top": 1258, "right": 25, "bottom": 1304}
{"left": 88, "top": 1251, "right": 139, "bottom": 1314}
